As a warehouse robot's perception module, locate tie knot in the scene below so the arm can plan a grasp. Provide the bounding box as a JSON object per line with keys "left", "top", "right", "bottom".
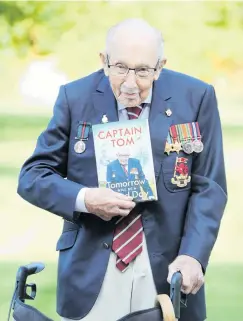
{"left": 126, "top": 103, "right": 146, "bottom": 120}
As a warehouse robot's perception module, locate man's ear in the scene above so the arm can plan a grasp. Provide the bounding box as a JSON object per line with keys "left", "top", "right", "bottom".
{"left": 99, "top": 52, "right": 109, "bottom": 76}
{"left": 154, "top": 58, "right": 167, "bottom": 81}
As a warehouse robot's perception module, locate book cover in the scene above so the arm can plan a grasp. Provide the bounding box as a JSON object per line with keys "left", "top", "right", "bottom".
{"left": 92, "top": 119, "right": 158, "bottom": 202}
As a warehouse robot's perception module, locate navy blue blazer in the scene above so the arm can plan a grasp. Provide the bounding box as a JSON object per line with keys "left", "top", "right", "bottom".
{"left": 106, "top": 158, "right": 154, "bottom": 200}
{"left": 17, "top": 68, "right": 227, "bottom": 321}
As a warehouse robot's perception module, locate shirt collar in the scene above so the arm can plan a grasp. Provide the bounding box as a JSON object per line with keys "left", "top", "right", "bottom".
{"left": 117, "top": 86, "right": 153, "bottom": 111}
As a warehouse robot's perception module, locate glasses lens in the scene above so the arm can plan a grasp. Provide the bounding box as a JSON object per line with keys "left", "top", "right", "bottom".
{"left": 136, "top": 68, "right": 151, "bottom": 78}
{"left": 110, "top": 65, "right": 128, "bottom": 75}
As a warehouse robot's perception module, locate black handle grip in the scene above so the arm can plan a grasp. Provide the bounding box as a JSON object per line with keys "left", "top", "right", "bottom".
{"left": 16, "top": 262, "right": 45, "bottom": 301}
{"left": 170, "top": 271, "right": 187, "bottom": 319}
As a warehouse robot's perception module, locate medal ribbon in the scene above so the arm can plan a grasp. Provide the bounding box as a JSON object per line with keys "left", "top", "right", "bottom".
{"left": 169, "top": 122, "right": 201, "bottom": 144}
{"left": 167, "top": 132, "right": 172, "bottom": 144}
{"left": 76, "top": 122, "right": 91, "bottom": 140}
{"left": 191, "top": 122, "right": 201, "bottom": 141}
{"left": 175, "top": 124, "right": 186, "bottom": 143}
{"left": 169, "top": 125, "right": 178, "bottom": 144}
{"left": 180, "top": 124, "right": 187, "bottom": 142}
{"left": 185, "top": 123, "right": 192, "bottom": 142}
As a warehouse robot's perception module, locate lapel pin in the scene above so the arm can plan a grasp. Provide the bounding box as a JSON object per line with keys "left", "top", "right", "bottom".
{"left": 165, "top": 109, "right": 172, "bottom": 117}
{"left": 102, "top": 114, "right": 109, "bottom": 123}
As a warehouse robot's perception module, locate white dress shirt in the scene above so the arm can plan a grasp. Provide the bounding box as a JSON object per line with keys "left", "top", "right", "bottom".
{"left": 75, "top": 88, "right": 153, "bottom": 213}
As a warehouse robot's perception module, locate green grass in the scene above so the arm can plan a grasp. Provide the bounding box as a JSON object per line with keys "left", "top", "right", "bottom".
{"left": 0, "top": 114, "right": 50, "bottom": 141}
{"left": 0, "top": 262, "right": 242, "bottom": 321}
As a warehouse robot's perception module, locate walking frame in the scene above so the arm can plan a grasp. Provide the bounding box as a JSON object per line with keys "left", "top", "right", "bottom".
{"left": 8, "top": 262, "right": 187, "bottom": 321}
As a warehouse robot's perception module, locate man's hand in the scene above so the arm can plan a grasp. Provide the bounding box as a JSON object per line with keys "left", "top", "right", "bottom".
{"left": 84, "top": 188, "right": 136, "bottom": 221}
{"left": 167, "top": 255, "right": 204, "bottom": 295}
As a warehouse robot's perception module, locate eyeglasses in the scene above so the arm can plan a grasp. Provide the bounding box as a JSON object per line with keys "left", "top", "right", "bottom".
{"left": 106, "top": 55, "right": 159, "bottom": 78}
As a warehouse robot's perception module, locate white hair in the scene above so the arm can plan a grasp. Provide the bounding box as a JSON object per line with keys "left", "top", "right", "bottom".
{"left": 105, "top": 18, "right": 164, "bottom": 60}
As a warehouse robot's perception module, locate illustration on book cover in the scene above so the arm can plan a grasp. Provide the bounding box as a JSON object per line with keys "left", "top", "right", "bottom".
{"left": 92, "top": 119, "right": 157, "bottom": 202}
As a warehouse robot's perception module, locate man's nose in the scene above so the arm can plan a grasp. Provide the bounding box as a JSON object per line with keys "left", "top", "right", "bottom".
{"left": 124, "top": 70, "right": 137, "bottom": 87}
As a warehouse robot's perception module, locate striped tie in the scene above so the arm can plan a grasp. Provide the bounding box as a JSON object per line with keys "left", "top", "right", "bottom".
{"left": 126, "top": 105, "right": 143, "bottom": 119}
{"left": 112, "top": 103, "right": 146, "bottom": 272}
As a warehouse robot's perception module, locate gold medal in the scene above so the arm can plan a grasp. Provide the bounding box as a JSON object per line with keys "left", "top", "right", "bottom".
{"left": 165, "top": 142, "right": 172, "bottom": 155}
{"left": 74, "top": 140, "right": 86, "bottom": 154}
{"left": 173, "top": 141, "right": 182, "bottom": 154}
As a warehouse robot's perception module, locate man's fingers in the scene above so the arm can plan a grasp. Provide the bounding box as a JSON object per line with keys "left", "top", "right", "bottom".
{"left": 180, "top": 272, "right": 193, "bottom": 294}
{"left": 168, "top": 267, "right": 195, "bottom": 295}
{"left": 167, "top": 265, "right": 179, "bottom": 284}
{"left": 116, "top": 199, "right": 136, "bottom": 210}
{"left": 115, "top": 192, "right": 134, "bottom": 201}
{"left": 117, "top": 208, "right": 131, "bottom": 216}
{"left": 191, "top": 274, "right": 204, "bottom": 295}
{"left": 100, "top": 215, "right": 111, "bottom": 221}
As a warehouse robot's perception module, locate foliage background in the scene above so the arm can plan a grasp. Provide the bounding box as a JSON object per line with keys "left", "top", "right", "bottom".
{"left": 0, "top": 1, "right": 242, "bottom": 320}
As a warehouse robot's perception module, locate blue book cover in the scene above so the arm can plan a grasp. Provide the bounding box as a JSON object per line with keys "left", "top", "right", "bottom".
{"left": 92, "top": 119, "right": 157, "bottom": 202}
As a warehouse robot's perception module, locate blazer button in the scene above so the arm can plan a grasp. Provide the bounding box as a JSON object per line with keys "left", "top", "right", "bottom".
{"left": 103, "top": 242, "right": 110, "bottom": 249}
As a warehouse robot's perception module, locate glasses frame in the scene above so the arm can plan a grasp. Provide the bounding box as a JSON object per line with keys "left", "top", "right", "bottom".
{"left": 106, "top": 55, "right": 160, "bottom": 78}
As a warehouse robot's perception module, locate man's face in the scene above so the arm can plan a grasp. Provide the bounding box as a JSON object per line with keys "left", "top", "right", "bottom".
{"left": 117, "top": 152, "right": 130, "bottom": 165}
{"left": 101, "top": 35, "right": 165, "bottom": 107}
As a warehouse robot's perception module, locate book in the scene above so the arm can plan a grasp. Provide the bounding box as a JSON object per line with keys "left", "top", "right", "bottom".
{"left": 92, "top": 119, "right": 158, "bottom": 202}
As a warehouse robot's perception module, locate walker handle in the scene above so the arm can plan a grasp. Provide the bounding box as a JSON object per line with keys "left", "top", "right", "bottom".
{"left": 170, "top": 272, "right": 187, "bottom": 319}
{"left": 16, "top": 262, "right": 45, "bottom": 302}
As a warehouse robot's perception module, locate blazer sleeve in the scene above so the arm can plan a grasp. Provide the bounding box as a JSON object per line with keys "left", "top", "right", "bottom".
{"left": 17, "top": 85, "right": 83, "bottom": 222}
{"left": 178, "top": 85, "right": 227, "bottom": 271}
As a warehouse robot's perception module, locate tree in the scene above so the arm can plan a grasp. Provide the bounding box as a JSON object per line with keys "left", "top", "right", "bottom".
{"left": 0, "top": 1, "right": 80, "bottom": 56}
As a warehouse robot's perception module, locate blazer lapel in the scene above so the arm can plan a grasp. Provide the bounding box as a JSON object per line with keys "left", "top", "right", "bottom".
{"left": 92, "top": 74, "right": 119, "bottom": 125}
{"left": 149, "top": 71, "right": 174, "bottom": 176}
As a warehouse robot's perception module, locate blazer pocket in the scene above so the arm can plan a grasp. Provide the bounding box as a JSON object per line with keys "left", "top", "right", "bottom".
{"left": 162, "top": 152, "right": 192, "bottom": 193}
{"left": 56, "top": 229, "right": 78, "bottom": 251}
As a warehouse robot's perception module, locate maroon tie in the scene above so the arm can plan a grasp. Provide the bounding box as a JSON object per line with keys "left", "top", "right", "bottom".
{"left": 112, "top": 104, "right": 145, "bottom": 272}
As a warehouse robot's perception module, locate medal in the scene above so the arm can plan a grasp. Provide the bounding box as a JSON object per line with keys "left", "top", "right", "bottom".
{"left": 169, "top": 125, "right": 183, "bottom": 154}
{"left": 191, "top": 122, "right": 203, "bottom": 153}
{"left": 171, "top": 157, "right": 191, "bottom": 188}
{"left": 172, "top": 141, "right": 182, "bottom": 154}
{"left": 168, "top": 122, "right": 204, "bottom": 155}
{"left": 193, "top": 140, "right": 204, "bottom": 153}
{"left": 182, "top": 141, "right": 193, "bottom": 154}
{"left": 74, "top": 121, "right": 91, "bottom": 154}
{"left": 74, "top": 140, "right": 86, "bottom": 154}
{"left": 165, "top": 141, "right": 172, "bottom": 155}
{"left": 165, "top": 133, "right": 173, "bottom": 155}
{"left": 130, "top": 168, "right": 138, "bottom": 175}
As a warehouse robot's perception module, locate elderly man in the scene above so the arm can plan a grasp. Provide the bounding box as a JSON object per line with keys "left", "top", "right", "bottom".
{"left": 17, "top": 18, "right": 227, "bottom": 321}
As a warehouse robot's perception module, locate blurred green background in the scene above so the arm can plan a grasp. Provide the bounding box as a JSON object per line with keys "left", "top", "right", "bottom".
{"left": 0, "top": 1, "right": 242, "bottom": 320}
